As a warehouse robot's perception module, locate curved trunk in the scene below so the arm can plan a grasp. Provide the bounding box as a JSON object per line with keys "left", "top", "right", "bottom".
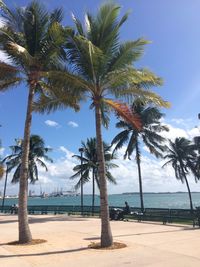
{"left": 18, "top": 84, "right": 35, "bottom": 243}
{"left": 95, "top": 102, "right": 113, "bottom": 247}
{"left": 92, "top": 167, "right": 95, "bottom": 216}
{"left": 80, "top": 151, "right": 83, "bottom": 216}
{"left": 1, "top": 165, "right": 9, "bottom": 211}
{"left": 135, "top": 139, "right": 144, "bottom": 212}
{"left": 184, "top": 175, "right": 193, "bottom": 212}
{"left": 180, "top": 161, "right": 193, "bottom": 211}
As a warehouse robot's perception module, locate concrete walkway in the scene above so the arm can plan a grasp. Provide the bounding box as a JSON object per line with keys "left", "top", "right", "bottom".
{"left": 1, "top": 214, "right": 200, "bottom": 267}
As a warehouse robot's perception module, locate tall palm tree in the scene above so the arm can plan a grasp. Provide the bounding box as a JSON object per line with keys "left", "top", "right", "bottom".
{"left": 71, "top": 138, "right": 118, "bottom": 214}
{"left": 112, "top": 100, "right": 168, "bottom": 211}
{"left": 2, "top": 135, "right": 52, "bottom": 184}
{"left": 34, "top": 3, "right": 169, "bottom": 247}
{"left": 0, "top": 1, "right": 77, "bottom": 243}
{"left": 163, "top": 137, "right": 199, "bottom": 211}
{"left": 0, "top": 138, "right": 4, "bottom": 178}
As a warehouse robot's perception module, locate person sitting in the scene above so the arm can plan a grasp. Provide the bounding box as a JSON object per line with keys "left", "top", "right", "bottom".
{"left": 123, "top": 201, "right": 130, "bottom": 215}
{"left": 10, "top": 204, "right": 18, "bottom": 214}
{"left": 117, "top": 201, "right": 130, "bottom": 220}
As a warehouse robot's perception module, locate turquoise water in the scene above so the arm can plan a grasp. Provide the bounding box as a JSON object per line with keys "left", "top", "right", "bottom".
{"left": 1, "top": 192, "right": 200, "bottom": 209}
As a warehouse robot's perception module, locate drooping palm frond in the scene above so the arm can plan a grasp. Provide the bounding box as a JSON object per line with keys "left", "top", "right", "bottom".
{"left": 0, "top": 163, "right": 4, "bottom": 178}
{"left": 104, "top": 99, "right": 142, "bottom": 130}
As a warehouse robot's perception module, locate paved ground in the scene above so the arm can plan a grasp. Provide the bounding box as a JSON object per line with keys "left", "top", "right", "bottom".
{"left": 1, "top": 214, "right": 200, "bottom": 267}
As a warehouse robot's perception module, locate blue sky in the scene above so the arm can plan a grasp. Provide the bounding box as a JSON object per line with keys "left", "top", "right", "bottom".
{"left": 1, "top": 0, "right": 200, "bottom": 195}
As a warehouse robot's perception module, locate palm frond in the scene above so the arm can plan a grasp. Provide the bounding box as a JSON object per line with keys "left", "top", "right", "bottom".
{"left": 104, "top": 99, "right": 142, "bottom": 130}
{"left": 109, "top": 39, "right": 149, "bottom": 71}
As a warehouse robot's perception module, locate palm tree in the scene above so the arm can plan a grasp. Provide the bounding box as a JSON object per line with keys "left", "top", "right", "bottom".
{"left": 34, "top": 3, "right": 169, "bottom": 247}
{"left": 2, "top": 135, "right": 52, "bottom": 184}
{"left": 0, "top": 138, "right": 4, "bottom": 178}
{"left": 163, "top": 137, "right": 199, "bottom": 211}
{"left": 112, "top": 100, "right": 168, "bottom": 212}
{"left": 0, "top": 1, "right": 77, "bottom": 243}
{"left": 1, "top": 135, "right": 52, "bottom": 210}
{"left": 71, "top": 138, "right": 118, "bottom": 214}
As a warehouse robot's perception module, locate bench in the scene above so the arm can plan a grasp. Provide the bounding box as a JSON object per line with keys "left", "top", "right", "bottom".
{"left": 125, "top": 208, "right": 170, "bottom": 224}
{"left": 28, "top": 205, "right": 74, "bottom": 215}
{"left": 1, "top": 205, "right": 12, "bottom": 213}
{"left": 124, "top": 207, "right": 200, "bottom": 227}
{"left": 28, "top": 205, "right": 48, "bottom": 214}
{"left": 167, "top": 209, "right": 199, "bottom": 227}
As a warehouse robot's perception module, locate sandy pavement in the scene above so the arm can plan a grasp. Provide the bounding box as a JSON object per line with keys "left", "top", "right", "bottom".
{"left": 1, "top": 214, "right": 200, "bottom": 267}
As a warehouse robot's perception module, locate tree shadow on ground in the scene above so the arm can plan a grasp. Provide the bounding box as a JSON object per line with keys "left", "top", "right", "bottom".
{"left": 84, "top": 225, "right": 200, "bottom": 241}
{"left": 0, "top": 247, "right": 89, "bottom": 258}
{"left": 0, "top": 215, "right": 88, "bottom": 225}
{"left": 28, "top": 216, "right": 88, "bottom": 224}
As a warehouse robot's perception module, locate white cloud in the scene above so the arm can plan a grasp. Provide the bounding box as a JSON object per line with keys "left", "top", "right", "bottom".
{"left": 2, "top": 118, "right": 200, "bottom": 196}
{"left": 0, "top": 147, "right": 5, "bottom": 156}
{"left": 68, "top": 121, "right": 79, "bottom": 128}
{"left": 161, "top": 123, "right": 188, "bottom": 141}
{"left": 45, "top": 120, "right": 60, "bottom": 128}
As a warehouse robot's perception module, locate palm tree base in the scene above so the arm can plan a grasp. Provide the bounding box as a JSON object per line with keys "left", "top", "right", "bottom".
{"left": 7, "top": 239, "right": 47, "bottom": 246}
{"left": 89, "top": 241, "right": 127, "bottom": 250}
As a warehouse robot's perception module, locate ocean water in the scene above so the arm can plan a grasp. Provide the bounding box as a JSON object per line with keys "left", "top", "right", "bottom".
{"left": 1, "top": 192, "right": 200, "bottom": 209}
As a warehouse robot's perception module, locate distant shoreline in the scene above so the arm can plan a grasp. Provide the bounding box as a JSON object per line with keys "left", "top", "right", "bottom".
{"left": 2, "top": 191, "right": 200, "bottom": 199}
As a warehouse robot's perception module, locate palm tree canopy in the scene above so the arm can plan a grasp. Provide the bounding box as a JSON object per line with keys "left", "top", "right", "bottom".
{"left": 0, "top": 1, "right": 80, "bottom": 110}
{"left": 34, "top": 2, "right": 169, "bottom": 128}
{"left": 163, "top": 137, "right": 199, "bottom": 183}
{"left": 112, "top": 99, "right": 169, "bottom": 159}
{"left": 71, "top": 137, "right": 118, "bottom": 190}
{"left": 2, "top": 134, "right": 52, "bottom": 183}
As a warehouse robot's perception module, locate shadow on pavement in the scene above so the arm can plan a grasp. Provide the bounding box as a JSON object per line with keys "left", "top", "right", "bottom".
{"left": 0, "top": 247, "right": 89, "bottom": 258}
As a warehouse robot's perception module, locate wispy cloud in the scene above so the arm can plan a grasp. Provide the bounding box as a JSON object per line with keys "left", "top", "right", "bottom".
{"left": 0, "top": 147, "right": 5, "bottom": 156}
{"left": 45, "top": 120, "right": 60, "bottom": 128}
{"left": 68, "top": 121, "right": 78, "bottom": 128}
{"left": 2, "top": 120, "right": 200, "bottom": 196}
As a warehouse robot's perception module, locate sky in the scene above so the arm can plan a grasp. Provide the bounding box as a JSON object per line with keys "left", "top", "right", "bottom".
{"left": 0, "top": 0, "right": 200, "bottom": 195}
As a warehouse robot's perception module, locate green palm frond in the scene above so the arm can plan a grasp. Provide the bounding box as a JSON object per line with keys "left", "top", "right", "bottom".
{"left": 85, "top": 2, "right": 129, "bottom": 55}
{"left": 124, "top": 133, "right": 137, "bottom": 159}
{"left": 111, "top": 129, "right": 130, "bottom": 151}
{"left": 2, "top": 134, "right": 52, "bottom": 184}
{"left": 106, "top": 67, "right": 162, "bottom": 88}
{"left": 0, "top": 62, "right": 22, "bottom": 91}
{"left": 71, "top": 137, "right": 118, "bottom": 189}
{"left": 163, "top": 137, "right": 199, "bottom": 184}
{"left": 36, "top": 158, "right": 48, "bottom": 171}
{"left": 106, "top": 171, "right": 117, "bottom": 184}
{"left": 109, "top": 39, "right": 149, "bottom": 71}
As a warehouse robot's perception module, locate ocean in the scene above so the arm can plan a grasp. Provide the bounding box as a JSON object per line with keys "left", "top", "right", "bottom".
{"left": 1, "top": 192, "right": 200, "bottom": 209}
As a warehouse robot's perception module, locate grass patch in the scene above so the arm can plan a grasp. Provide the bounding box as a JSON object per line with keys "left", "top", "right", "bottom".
{"left": 7, "top": 239, "right": 47, "bottom": 246}
{"left": 89, "top": 241, "right": 127, "bottom": 250}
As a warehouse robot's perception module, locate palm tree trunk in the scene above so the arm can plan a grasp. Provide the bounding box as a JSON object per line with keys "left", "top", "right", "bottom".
{"left": 92, "top": 168, "right": 95, "bottom": 216}
{"left": 135, "top": 139, "right": 144, "bottom": 212}
{"left": 95, "top": 102, "right": 113, "bottom": 247}
{"left": 184, "top": 175, "right": 193, "bottom": 211}
{"left": 180, "top": 161, "right": 193, "bottom": 212}
{"left": 18, "top": 84, "right": 35, "bottom": 243}
{"left": 1, "top": 164, "right": 9, "bottom": 212}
